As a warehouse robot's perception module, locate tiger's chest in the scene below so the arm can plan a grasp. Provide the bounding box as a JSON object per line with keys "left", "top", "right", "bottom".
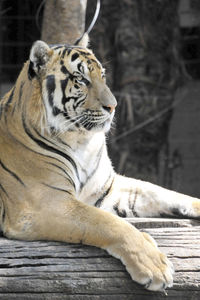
{"left": 70, "top": 136, "right": 113, "bottom": 205}
{"left": 63, "top": 131, "right": 112, "bottom": 202}
{"left": 71, "top": 132, "right": 105, "bottom": 185}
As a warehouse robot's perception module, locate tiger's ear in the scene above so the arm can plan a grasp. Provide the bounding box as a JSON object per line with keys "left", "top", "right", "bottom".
{"left": 29, "top": 40, "right": 53, "bottom": 78}
{"left": 74, "top": 33, "right": 89, "bottom": 48}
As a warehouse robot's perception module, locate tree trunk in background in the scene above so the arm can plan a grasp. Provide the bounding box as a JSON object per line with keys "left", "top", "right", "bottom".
{"left": 88, "top": 0, "right": 181, "bottom": 186}
{"left": 42, "top": 0, "right": 87, "bottom": 44}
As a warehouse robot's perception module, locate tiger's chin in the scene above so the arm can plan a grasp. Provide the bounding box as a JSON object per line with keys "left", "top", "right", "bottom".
{"left": 82, "top": 115, "right": 113, "bottom": 133}
{"left": 101, "top": 119, "right": 112, "bottom": 133}
{"left": 79, "top": 119, "right": 112, "bottom": 133}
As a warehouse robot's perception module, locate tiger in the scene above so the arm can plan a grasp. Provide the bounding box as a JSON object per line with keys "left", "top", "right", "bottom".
{"left": 0, "top": 34, "right": 200, "bottom": 292}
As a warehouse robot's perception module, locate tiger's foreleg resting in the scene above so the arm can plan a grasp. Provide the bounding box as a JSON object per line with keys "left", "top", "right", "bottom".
{"left": 3, "top": 197, "right": 173, "bottom": 292}
{"left": 98, "top": 174, "right": 200, "bottom": 219}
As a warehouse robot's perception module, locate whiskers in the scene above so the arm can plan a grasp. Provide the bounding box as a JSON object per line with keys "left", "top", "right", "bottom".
{"left": 58, "top": 114, "right": 83, "bottom": 134}
{"left": 46, "top": 114, "right": 83, "bottom": 138}
{"left": 80, "top": 112, "right": 110, "bottom": 130}
{"left": 44, "top": 109, "right": 112, "bottom": 136}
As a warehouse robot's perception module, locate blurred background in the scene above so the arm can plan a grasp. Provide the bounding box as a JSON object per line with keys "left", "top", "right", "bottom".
{"left": 1, "top": 0, "right": 200, "bottom": 197}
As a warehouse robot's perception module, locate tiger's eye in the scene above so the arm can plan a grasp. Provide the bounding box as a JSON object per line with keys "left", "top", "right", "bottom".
{"left": 77, "top": 75, "right": 83, "bottom": 81}
{"left": 76, "top": 76, "right": 90, "bottom": 87}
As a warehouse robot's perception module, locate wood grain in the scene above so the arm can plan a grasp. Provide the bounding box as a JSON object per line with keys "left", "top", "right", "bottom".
{"left": 0, "top": 218, "right": 199, "bottom": 299}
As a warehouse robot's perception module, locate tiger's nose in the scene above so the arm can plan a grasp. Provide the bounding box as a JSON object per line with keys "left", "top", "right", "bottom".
{"left": 100, "top": 84, "right": 117, "bottom": 113}
{"left": 102, "top": 104, "right": 116, "bottom": 113}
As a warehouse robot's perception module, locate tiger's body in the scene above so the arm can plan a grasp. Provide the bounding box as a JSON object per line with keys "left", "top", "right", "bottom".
{"left": 0, "top": 37, "right": 200, "bottom": 292}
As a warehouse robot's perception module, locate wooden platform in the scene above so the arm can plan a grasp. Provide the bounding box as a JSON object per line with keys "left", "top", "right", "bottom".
{"left": 0, "top": 218, "right": 199, "bottom": 299}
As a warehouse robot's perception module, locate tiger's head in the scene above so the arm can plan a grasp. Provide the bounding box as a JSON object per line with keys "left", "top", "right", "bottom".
{"left": 28, "top": 37, "right": 117, "bottom": 133}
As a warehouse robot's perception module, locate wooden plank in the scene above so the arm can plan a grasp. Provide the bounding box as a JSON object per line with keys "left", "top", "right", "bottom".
{"left": 0, "top": 218, "right": 199, "bottom": 299}
{"left": 127, "top": 217, "right": 200, "bottom": 228}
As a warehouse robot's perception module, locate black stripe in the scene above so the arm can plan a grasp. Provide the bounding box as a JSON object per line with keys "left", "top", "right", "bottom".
{"left": 77, "top": 62, "right": 84, "bottom": 74}
{"left": 61, "top": 48, "right": 69, "bottom": 58}
{"left": 0, "top": 160, "right": 25, "bottom": 186}
{"left": 46, "top": 75, "right": 56, "bottom": 107}
{"left": 28, "top": 61, "right": 36, "bottom": 80}
{"left": 5, "top": 87, "right": 15, "bottom": 113}
{"left": 0, "top": 183, "right": 9, "bottom": 198}
{"left": 0, "top": 184, "right": 8, "bottom": 222}
{"left": 7, "top": 88, "right": 15, "bottom": 105}
{"left": 61, "top": 77, "right": 70, "bottom": 105}
{"left": 71, "top": 53, "right": 79, "bottom": 62}
{"left": 63, "top": 95, "right": 79, "bottom": 104}
{"left": 61, "top": 66, "right": 69, "bottom": 75}
{"left": 22, "top": 118, "right": 80, "bottom": 181}
{"left": 56, "top": 137, "right": 73, "bottom": 149}
{"left": 42, "top": 183, "right": 72, "bottom": 195}
{"left": 45, "top": 162, "right": 75, "bottom": 189}
{"left": 113, "top": 203, "right": 127, "bottom": 218}
{"left": 76, "top": 50, "right": 91, "bottom": 57}
{"left": 73, "top": 96, "right": 86, "bottom": 110}
{"left": 32, "top": 126, "right": 60, "bottom": 148}
{"left": 52, "top": 106, "right": 62, "bottom": 116}
{"left": 67, "top": 48, "right": 72, "bottom": 55}
{"left": 94, "top": 178, "right": 114, "bottom": 208}
{"left": 11, "top": 102, "right": 17, "bottom": 116}
{"left": 17, "top": 82, "right": 25, "bottom": 108}
{"left": 2, "top": 206, "right": 6, "bottom": 223}
{"left": 32, "top": 124, "right": 73, "bottom": 152}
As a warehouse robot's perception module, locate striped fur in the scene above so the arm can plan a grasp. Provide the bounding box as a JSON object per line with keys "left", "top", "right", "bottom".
{"left": 0, "top": 40, "right": 199, "bottom": 292}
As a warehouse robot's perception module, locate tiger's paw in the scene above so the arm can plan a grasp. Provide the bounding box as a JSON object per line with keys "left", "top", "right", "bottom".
{"left": 117, "top": 230, "right": 174, "bottom": 292}
{"left": 192, "top": 200, "right": 200, "bottom": 218}
{"left": 138, "top": 232, "right": 174, "bottom": 291}
{"left": 189, "top": 199, "right": 200, "bottom": 219}
{"left": 171, "top": 199, "right": 200, "bottom": 219}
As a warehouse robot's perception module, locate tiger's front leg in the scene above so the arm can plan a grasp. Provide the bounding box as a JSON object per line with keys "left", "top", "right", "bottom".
{"left": 97, "top": 174, "right": 200, "bottom": 219}
{"left": 3, "top": 196, "right": 173, "bottom": 292}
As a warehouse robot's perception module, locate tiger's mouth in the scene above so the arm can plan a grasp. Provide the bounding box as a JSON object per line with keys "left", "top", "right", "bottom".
{"left": 79, "top": 111, "right": 113, "bottom": 131}
{"left": 60, "top": 108, "right": 114, "bottom": 132}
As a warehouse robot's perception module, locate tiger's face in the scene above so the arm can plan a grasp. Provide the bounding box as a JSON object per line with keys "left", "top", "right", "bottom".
{"left": 29, "top": 40, "right": 117, "bottom": 133}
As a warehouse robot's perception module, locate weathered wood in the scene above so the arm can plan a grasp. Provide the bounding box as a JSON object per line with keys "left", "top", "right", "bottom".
{"left": 127, "top": 217, "right": 200, "bottom": 228}
{"left": 0, "top": 218, "right": 199, "bottom": 299}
